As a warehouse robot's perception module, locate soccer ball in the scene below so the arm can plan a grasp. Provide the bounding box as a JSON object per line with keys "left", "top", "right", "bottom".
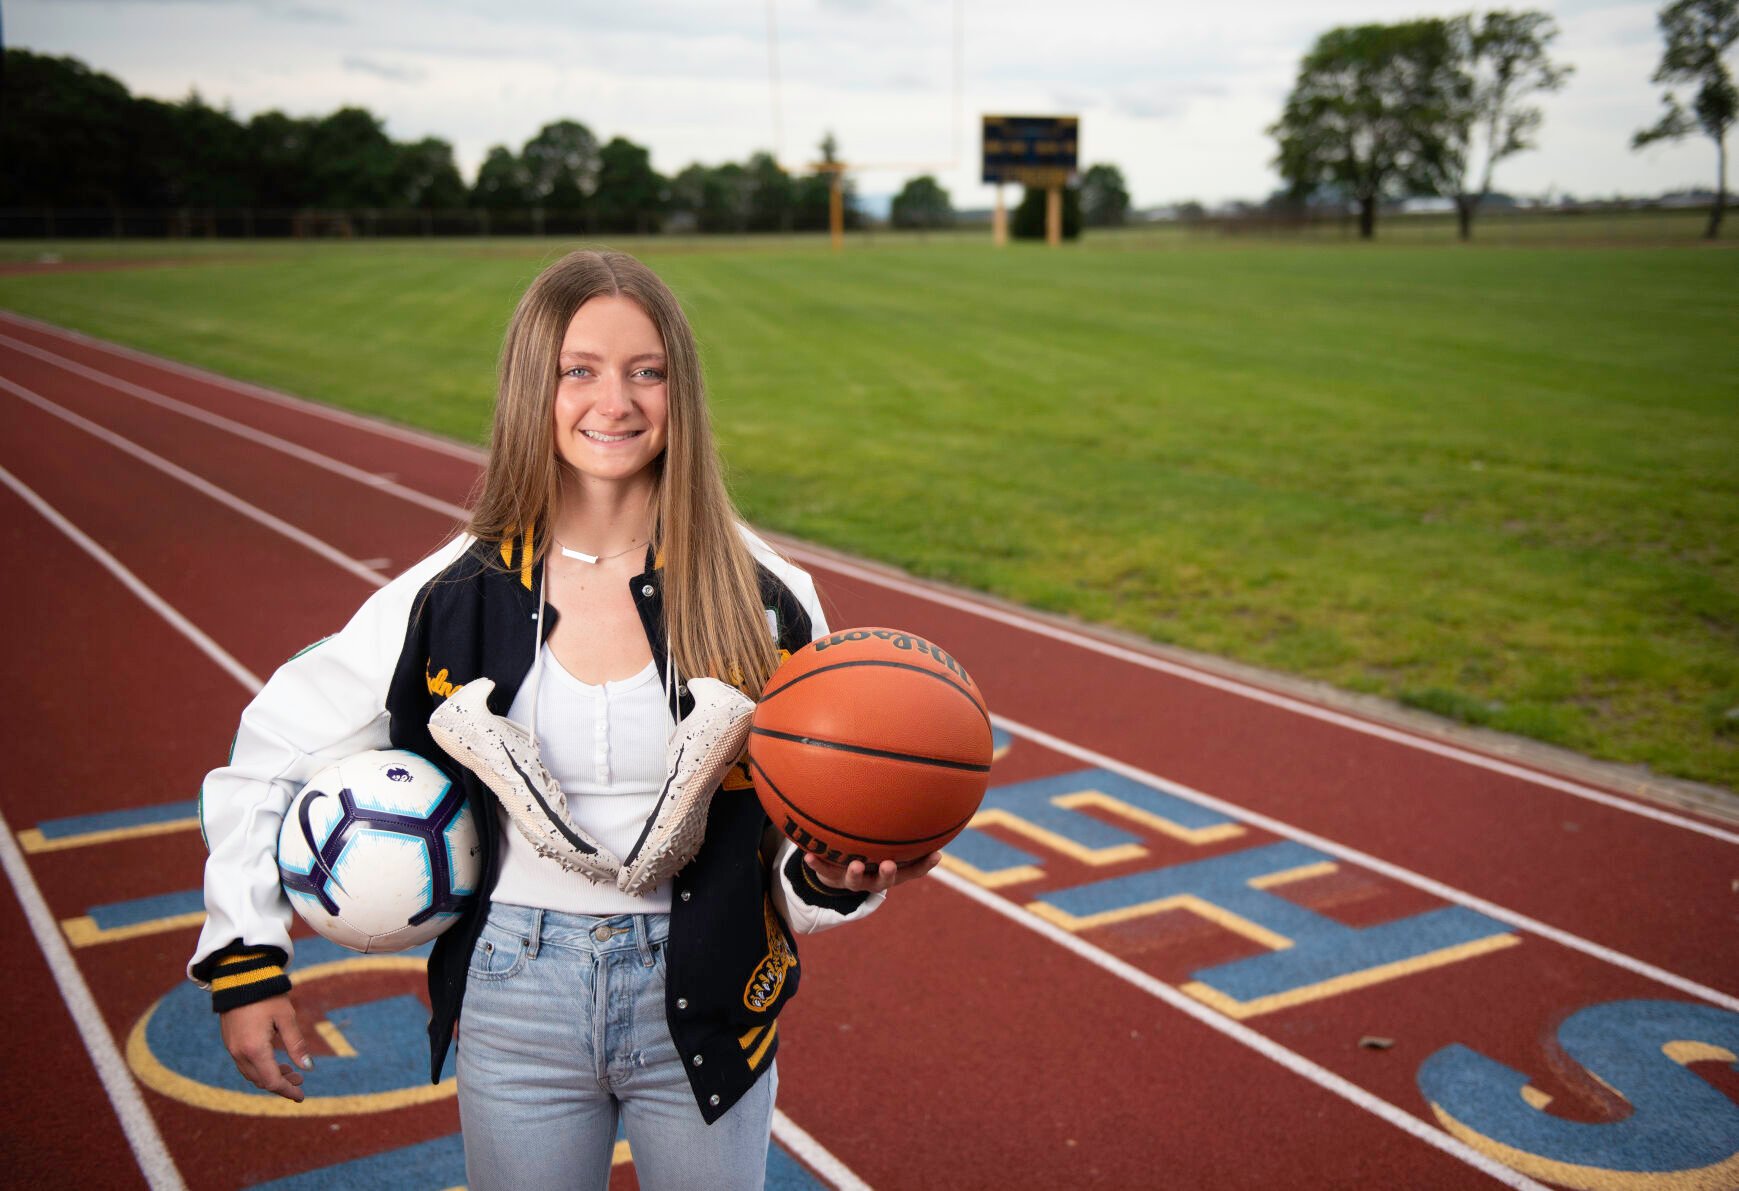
{"left": 277, "top": 749, "right": 480, "bottom": 953}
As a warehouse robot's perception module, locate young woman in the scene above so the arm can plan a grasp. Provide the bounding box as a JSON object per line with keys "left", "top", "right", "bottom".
{"left": 189, "top": 249, "right": 936, "bottom": 1189}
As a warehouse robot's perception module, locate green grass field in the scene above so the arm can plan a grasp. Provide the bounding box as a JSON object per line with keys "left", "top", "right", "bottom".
{"left": 2, "top": 234, "right": 1735, "bottom": 790}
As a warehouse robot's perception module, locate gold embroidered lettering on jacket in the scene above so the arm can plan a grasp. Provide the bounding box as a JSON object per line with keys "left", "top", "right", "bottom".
{"left": 426, "top": 664, "right": 459, "bottom": 700}
{"left": 743, "top": 896, "right": 797, "bottom": 1013}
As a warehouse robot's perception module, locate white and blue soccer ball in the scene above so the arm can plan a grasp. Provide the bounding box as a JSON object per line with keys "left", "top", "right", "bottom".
{"left": 277, "top": 749, "right": 480, "bottom": 953}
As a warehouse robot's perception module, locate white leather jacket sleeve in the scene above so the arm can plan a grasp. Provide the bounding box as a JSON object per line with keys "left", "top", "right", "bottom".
{"left": 771, "top": 839, "right": 887, "bottom": 935}
{"left": 187, "top": 535, "right": 471, "bottom": 985}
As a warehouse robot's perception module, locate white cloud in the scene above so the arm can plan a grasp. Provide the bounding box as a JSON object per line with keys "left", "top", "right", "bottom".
{"left": 341, "top": 55, "right": 425, "bottom": 83}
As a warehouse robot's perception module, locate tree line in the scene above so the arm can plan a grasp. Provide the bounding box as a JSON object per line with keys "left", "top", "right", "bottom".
{"left": 9, "top": 3, "right": 1727, "bottom": 242}
{"left": 1, "top": 47, "right": 1139, "bottom": 240}
{"left": 1271, "top": 2, "right": 1734, "bottom": 240}
{"left": 0, "top": 49, "right": 866, "bottom": 234}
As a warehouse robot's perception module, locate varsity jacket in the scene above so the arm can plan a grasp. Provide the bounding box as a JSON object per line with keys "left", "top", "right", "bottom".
{"left": 189, "top": 526, "right": 879, "bottom": 1124}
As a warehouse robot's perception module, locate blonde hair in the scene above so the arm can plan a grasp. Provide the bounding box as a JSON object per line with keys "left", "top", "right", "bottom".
{"left": 467, "top": 249, "right": 778, "bottom": 694}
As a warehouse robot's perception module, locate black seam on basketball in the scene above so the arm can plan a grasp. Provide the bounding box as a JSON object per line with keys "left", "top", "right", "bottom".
{"left": 750, "top": 726, "right": 991, "bottom": 772}
{"left": 748, "top": 755, "right": 979, "bottom": 847}
{"left": 760, "top": 659, "right": 989, "bottom": 727}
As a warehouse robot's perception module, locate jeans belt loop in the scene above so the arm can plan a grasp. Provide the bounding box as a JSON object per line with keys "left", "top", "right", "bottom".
{"left": 634, "top": 914, "right": 654, "bottom": 967}
{"left": 525, "top": 907, "right": 543, "bottom": 958}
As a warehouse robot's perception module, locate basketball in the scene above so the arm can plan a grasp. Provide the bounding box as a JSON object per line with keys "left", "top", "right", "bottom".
{"left": 749, "top": 627, "right": 993, "bottom": 867}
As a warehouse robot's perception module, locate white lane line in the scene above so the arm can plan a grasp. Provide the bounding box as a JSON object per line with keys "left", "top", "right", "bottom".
{"left": 0, "top": 332, "right": 469, "bottom": 522}
{"left": 0, "top": 378, "right": 390, "bottom": 588}
{"left": 930, "top": 866, "right": 1550, "bottom": 1191}
{"left": 991, "top": 711, "right": 1739, "bottom": 1011}
{"left": 780, "top": 544, "right": 1739, "bottom": 847}
{"left": 0, "top": 465, "right": 262, "bottom": 691}
{"left": 0, "top": 310, "right": 486, "bottom": 462}
{"left": 0, "top": 809, "right": 188, "bottom": 1191}
{"left": 772, "top": 1110, "right": 873, "bottom": 1191}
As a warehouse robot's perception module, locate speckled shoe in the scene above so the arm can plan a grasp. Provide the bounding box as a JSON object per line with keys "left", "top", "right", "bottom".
{"left": 617, "top": 676, "right": 756, "bottom": 897}
{"left": 429, "top": 677, "right": 621, "bottom": 886}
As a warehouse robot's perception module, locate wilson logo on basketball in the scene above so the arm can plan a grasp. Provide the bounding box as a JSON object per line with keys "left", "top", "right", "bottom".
{"left": 812, "top": 628, "right": 976, "bottom": 689}
{"left": 743, "top": 897, "right": 798, "bottom": 1013}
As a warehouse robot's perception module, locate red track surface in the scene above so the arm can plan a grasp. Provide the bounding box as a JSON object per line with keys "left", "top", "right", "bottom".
{"left": 2, "top": 310, "right": 1735, "bottom": 1190}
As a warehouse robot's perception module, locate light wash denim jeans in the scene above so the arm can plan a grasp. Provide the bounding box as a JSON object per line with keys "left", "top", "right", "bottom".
{"left": 456, "top": 903, "right": 777, "bottom": 1191}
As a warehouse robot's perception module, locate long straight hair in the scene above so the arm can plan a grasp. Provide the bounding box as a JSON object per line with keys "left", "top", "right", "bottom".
{"left": 467, "top": 249, "right": 778, "bottom": 694}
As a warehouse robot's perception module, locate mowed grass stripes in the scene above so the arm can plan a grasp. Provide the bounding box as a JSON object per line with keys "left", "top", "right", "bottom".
{"left": 1, "top": 236, "right": 1734, "bottom": 788}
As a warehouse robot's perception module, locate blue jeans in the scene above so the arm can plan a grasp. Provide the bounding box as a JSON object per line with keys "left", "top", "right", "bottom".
{"left": 456, "top": 903, "right": 776, "bottom": 1191}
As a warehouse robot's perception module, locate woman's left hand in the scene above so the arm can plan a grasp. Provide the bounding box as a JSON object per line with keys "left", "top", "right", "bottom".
{"left": 804, "top": 851, "right": 940, "bottom": 894}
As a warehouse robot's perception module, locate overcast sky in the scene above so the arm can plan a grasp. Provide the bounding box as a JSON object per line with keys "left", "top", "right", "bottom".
{"left": 6, "top": 0, "right": 1714, "bottom": 208}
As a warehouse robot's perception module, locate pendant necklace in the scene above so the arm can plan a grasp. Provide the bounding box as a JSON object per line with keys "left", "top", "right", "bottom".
{"left": 555, "top": 538, "right": 647, "bottom": 565}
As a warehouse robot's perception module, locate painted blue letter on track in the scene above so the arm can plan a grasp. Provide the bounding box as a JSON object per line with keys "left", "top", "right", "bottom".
{"left": 949, "top": 767, "right": 1242, "bottom": 880}
{"left": 1418, "top": 999, "right": 1739, "bottom": 1181}
{"left": 1035, "top": 840, "right": 1511, "bottom": 1014}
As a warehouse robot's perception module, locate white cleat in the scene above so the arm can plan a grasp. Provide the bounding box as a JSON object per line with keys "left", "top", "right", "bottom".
{"left": 429, "top": 677, "right": 621, "bottom": 886}
{"left": 617, "top": 676, "right": 756, "bottom": 897}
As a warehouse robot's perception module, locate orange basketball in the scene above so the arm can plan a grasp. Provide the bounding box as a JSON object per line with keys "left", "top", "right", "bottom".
{"left": 749, "top": 626, "right": 992, "bottom": 867}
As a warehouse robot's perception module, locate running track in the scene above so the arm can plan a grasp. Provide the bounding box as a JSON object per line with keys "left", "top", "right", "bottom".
{"left": 1, "top": 310, "right": 1735, "bottom": 1190}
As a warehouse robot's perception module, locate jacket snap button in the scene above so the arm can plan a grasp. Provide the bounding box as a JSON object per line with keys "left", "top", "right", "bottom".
{"left": 676, "top": 997, "right": 688, "bottom": 1009}
{"left": 680, "top": 890, "right": 691, "bottom": 902}
{"left": 641, "top": 584, "right": 655, "bottom": 597}
{"left": 709, "top": 1094, "right": 721, "bottom": 1107}
{"left": 691, "top": 1054, "right": 704, "bottom": 1067}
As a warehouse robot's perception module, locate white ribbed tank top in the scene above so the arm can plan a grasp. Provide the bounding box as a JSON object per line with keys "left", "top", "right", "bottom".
{"left": 491, "top": 643, "right": 672, "bottom": 915}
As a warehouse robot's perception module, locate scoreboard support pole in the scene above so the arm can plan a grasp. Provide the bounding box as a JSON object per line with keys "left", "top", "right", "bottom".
{"left": 1045, "top": 185, "right": 1062, "bottom": 247}
{"left": 993, "top": 184, "right": 1008, "bottom": 247}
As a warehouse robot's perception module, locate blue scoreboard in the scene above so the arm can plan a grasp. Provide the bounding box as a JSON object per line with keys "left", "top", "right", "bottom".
{"left": 981, "top": 115, "right": 1079, "bottom": 185}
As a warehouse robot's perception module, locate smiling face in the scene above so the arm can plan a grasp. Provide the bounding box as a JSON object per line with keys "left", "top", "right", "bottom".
{"left": 551, "top": 293, "right": 670, "bottom": 496}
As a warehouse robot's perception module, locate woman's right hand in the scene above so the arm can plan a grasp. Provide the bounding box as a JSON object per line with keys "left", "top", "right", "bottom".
{"left": 220, "top": 994, "right": 313, "bottom": 1102}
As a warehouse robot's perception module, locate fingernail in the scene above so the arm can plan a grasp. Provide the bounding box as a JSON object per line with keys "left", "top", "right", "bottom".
{"left": 299, "top": 1056, "right": 314, "bottom": 1071}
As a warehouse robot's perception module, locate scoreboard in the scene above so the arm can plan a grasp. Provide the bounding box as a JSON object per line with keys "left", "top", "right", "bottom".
{"left": 981, "top": 115, "right": 1079, "bottom": 186}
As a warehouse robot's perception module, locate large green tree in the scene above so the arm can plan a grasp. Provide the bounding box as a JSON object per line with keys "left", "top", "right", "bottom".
{"left": 470, "top": 145, "right": 532, "bottom": 210}
{"left": 1270, "top": 20, "right": 1467, "bottom": 238}
{"left": 591, "top": 136, "right": 665, "bottom": 233}
{"left": 521, "top": 119, "right": 599, "bottom": 217}
{"left": 390, "top": 137, "right": 467, "bottom": 209}
{"left": 890, "top": 175, "right": 953, "bottom": 228}
{"left": 1079, "top": 163, "right": 1132, "bottom": 227}
{"left": 131, "top": 92, "right": 255, "bottom": 208}
{"left": 745, "top": 151, "right": 795, "bottom": 232}
{"left": 303, "top": 107, "right": 399, "bottom": 207}
{"left": 1440, "top": 10, "right": 1573, "bottom": 240}
{"left": 0, "top": 50, "right": 143, "bottom": 207}
{"left": 245, "top": 111, "right": 319, "bottom": 208}
{"left": 1633, "top": 0, "right": 1737, "bottom": 239}
{"left": 681, "top": 162, "right": 753, "bottom": 232}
